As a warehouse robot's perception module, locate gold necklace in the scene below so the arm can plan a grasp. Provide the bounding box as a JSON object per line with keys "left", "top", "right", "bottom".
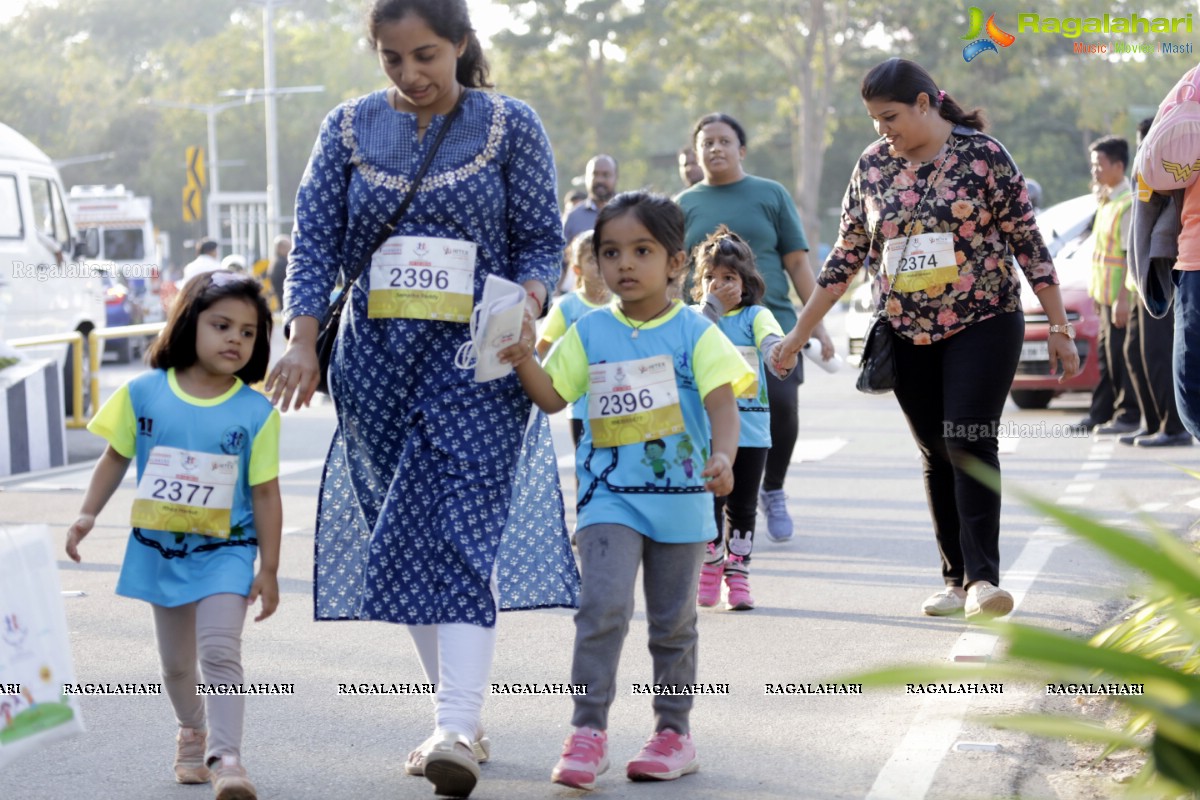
{"left": 622, "top": 300, "right": 674, "bottom": 339}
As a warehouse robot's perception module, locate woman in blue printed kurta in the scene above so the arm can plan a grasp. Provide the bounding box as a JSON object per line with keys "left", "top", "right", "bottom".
{"left": 267, "top": 1, "right": 578, "bottom": 796}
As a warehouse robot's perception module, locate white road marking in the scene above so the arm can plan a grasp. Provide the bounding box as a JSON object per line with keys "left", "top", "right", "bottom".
{"left": 865, "top": 525, "right": 1068, "bottom": 799}
{"left": 792, "top": 437, "right": 849, "bottom": 463}
{"left": 866, "top": 419, "right": 1103, "bottom": 800}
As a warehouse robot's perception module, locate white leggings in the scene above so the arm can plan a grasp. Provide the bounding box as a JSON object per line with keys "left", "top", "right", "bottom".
{"left": 152, "top": 593, "right": 248, "bottom": 762}
{"left": 407, "top": 623, "right": 498, "bottom": 740}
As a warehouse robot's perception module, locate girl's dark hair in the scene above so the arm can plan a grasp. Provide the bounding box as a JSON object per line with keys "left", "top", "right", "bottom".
{"left": 592, "top": 192, "right": 686, "bottom": 282}
{"left": 861, "top": 58, "right": 987, "bottom": 132}
{"left": 146, "top": 271, "right": 273, "bottom": 384}
{"left": 367, "top": 0, "right": 492, "bottom": 88}
{"left": 569, "top": 229, "right": 595, "bottom": 267}
{"left": 689, "top": 225, "right": 766, "bottom": 307}
{"left": 692, "top": 112, "right": 747, "bottom": 147}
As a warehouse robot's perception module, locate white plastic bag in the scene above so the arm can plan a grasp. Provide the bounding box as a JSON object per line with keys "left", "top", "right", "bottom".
{"left": 0, "top": 525, "right": 85, "bottom": 768}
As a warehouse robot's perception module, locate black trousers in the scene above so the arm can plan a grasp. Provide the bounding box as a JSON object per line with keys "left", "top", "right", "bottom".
{"left": 762, "top": 366, "right": 803, "bottom": 492}
{"left": 710, "top": 446, "right": 770, "bottom": 566}
{"left": 1089, "top": 304, "right": 1140, "bottom": 425}
{"left": 892, "top": 312, "right": 1023, "bottom": 588}
{"left": 1124, "top": 301, "right": 1185, "bottom": 436}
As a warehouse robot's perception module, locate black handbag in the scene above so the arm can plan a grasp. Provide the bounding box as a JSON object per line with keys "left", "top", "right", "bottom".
{"left": 314, "top": 90, "right": 467, "bottom": 395}
{"left": 855, "top": 312, "right": 898, "bottom": 394}
{"left": 855, "top": 220, "right": 898, "bottom": 395}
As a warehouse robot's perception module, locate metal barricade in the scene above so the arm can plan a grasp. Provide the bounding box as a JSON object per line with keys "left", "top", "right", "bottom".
{"left": 10, "top": 323, "right": 167, "bottom": 427}
{"left": 8, "top": 331, "right": 86, "bottom": 428}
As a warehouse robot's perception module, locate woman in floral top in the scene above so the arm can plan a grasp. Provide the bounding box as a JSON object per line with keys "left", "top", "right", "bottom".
{"left": 776, "top": 58, "right": 1079, "bottom": 620}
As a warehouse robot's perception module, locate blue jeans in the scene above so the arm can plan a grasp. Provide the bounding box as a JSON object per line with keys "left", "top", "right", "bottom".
{"left": 1173, "top": 270, "right": 1200, "bottom": 439}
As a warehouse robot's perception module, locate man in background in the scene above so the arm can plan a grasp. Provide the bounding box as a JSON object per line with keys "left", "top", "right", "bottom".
{"left": 560, "top": 154, "right": 618, "bottom": 293}
{"left": 180, "top": 238, "right": 220, "bottom": 290}
{"left": 1079, "top": 136, "right": 1141, "bottom": 436}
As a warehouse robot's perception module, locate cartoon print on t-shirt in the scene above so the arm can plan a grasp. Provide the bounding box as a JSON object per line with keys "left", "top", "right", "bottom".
{"left": 674, "top": 434, "right": 697, "bottom": 480}
{"left": 642, "top": 439, "right": 671, "bottom": 487}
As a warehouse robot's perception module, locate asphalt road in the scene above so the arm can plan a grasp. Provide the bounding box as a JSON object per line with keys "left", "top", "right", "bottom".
{"left": 2, "top": 310, "right": 1197, "bottom": 799}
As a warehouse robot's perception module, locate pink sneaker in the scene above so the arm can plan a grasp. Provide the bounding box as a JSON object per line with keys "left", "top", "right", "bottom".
{"left": 551, "top": 726, "right": 608, "bottom": 790}
{"left": 626, "top": 729, "right": 700, "bottom": 781}
{"left": 724, "top": 568, "right": 754, "bottom": 611}
{"left": 173, "top": 726, "right": 210, "bottom": 784}
{"left": 697, "top": 546, "right": 723, "bottom": 607}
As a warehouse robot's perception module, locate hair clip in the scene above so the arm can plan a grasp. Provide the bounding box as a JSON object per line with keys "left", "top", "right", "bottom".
{"left": 209, "top": 270, "right": 251, "bottom": 287}
{"left": 937, "top": 90, "right": 946, "bottom": 102}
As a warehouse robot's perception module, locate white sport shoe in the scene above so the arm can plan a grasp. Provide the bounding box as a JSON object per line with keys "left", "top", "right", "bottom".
{"left": 921, "top": 587, "right": 966, "bottom": 616}
{"left": 965, "top": 582, "right": 1013, "bottom": 619}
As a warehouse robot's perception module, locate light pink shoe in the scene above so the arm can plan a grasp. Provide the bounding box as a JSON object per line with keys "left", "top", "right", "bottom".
{"left": 627, "top": 729, "right": 699, "bottom": 781}
{"left": 697, "top": 545, "right": 723, "bottom": 607}
{"left": 210, "top": 754, "right": 257, "bottom": 800}
{"left": 551, "top": 726, "right": 608, "bottom": 790}
{"left": 174, "top": 727, "right": 210, "bottom": 784}
{"left": 724, "top": 567, "right": 754, "bottom": 611}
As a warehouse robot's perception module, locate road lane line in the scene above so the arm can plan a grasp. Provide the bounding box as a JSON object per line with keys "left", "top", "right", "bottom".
{"left": 864, "top": 524, "right": 1069, "bottom": 799}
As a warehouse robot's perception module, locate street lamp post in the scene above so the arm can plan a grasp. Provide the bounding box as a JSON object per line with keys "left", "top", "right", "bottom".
{"left": 243, "top": 0, "right": 324, "bottom": 240}
{"left": 216, "top": 84, "right": 324, "bottom": 240}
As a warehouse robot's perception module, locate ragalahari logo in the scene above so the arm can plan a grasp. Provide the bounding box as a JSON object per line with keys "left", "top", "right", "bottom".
{"left": 962, "top": 6, "right": 1016, "bottom": 61}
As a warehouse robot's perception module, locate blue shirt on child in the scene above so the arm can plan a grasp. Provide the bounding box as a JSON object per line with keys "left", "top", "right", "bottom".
{"left": 543, "top": 303, "right": 754, "bottom": 543}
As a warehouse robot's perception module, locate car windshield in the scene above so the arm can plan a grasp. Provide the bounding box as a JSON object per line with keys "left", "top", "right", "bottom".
{"left": 1035, "top": 194, "right": 1096, "bottom": 257}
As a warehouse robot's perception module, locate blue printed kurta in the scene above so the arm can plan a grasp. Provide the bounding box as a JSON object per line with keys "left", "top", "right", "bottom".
{"left": 286, "top": 89, "right": 579, "bottom": 626}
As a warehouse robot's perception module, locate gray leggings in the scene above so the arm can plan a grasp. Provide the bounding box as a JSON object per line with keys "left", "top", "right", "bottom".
{"left": 570, "top": 524, "right": 706, "bottom": 734}
{"left": 152, "top": 593, "right": 247, "bottom": 762}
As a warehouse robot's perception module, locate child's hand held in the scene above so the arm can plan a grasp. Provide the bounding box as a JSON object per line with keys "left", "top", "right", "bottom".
{"left": 66, "top": 514, "right": 95, "bottom": 562}
{"left": 498, "top": 315, "right": 538, "bottom": 367}
{"left": 248, "top": 571, "right": 279, "bottom": 622}
{"left": 700, "top": 452, "right": 733, "bottom": 496}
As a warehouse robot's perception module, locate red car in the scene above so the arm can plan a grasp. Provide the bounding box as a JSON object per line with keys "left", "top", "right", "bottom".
{"left": 1010, "top": 195, "right": 1101, "bottom": 409}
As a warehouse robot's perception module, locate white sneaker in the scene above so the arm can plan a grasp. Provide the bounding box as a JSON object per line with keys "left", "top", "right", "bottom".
{"left": 921, "top": 587, "right": 966, "bottom": 616}
{"left": 965, "top": 582, "right": 1013, "bottom": 619}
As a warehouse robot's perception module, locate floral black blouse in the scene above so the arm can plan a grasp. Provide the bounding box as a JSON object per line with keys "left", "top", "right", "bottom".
{"left": 819, "top": 126, "right": 1058, "bottom": 343}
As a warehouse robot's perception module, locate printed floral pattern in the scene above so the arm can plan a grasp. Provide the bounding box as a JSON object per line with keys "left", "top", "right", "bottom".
{"left": 287, "top": 89, "right": 578, "bottom": 626}
{"left": 820, "top": 127, "right": 1058, "bottom": 343}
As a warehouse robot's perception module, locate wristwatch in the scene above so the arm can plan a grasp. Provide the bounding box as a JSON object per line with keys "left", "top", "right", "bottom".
{"left": 1047, "top": 323, "right": 1076, "bottom": 340}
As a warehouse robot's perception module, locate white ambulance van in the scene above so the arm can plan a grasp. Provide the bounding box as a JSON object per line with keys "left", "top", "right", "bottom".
{"left": 0, "top": 122, "right": 102, "bottom": 411}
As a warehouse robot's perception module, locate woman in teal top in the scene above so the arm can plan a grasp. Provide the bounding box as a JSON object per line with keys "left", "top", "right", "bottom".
{"left": 677, "top": 112, "right": 834, "bottom": 543}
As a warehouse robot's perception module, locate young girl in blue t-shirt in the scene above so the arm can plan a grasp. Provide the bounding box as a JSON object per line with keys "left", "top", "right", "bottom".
{"left": 67, "top": 271, "right": 281, "bottom": 800}
{"left": 691, "top": 226, "right": 789, "bottom": 611}
{"left": 503, "top": 191, "right": 753, "bottom": 790}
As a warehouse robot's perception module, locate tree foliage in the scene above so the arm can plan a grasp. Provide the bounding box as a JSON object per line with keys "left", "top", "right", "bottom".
{"left": 0, "top": 0, "right": 1193, "bottom": 264}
